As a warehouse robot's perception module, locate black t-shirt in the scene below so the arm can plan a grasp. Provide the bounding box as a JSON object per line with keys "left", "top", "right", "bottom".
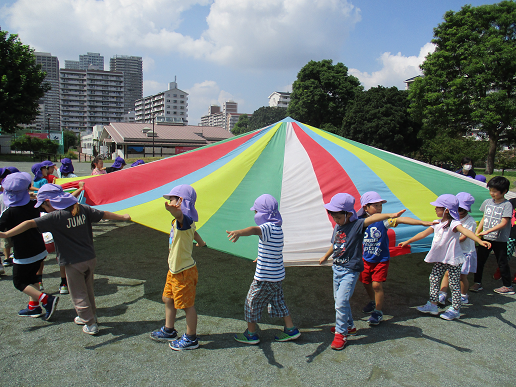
{"left": 0, "top": 200, "right": 46, "bottom": 259}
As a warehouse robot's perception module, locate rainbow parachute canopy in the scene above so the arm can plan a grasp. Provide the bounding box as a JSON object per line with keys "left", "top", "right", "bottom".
{"left": 61, "top": 118, "right": 491, "bottom": 265}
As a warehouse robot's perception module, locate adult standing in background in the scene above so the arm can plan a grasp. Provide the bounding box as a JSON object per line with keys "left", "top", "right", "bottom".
{"left": 455, "top": 157, "right": 476, "bottom": 178}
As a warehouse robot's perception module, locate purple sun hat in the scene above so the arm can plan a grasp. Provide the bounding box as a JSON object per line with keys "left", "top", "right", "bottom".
{"left": 324, "top": 193, "right": 358, "bottom": 222}
{"left": 2, "top": 172, "right": 32, "bottom": 207}
{"left": 6, "top": 167, "right": 19, "bottom": 173}
{"left": 59, "top": 158, "right": 74, "bottom": 175}
{"left": 35, "top": 183, "right": 78, "bottom": 210}
{"left": 250, "top": 194, "right": 282, "bottom": 226}
{"left": 456, "top": 192, "right": 475, "bottom": 212}
{"left": 131, "top": 159, "right": 145, "bottom": 167}
{"left": 112, "top": 156, "right": 126, "bottom": 169}
{"left": 357, "top": 191, "right": 387, "bottom": 216}
{"left": 163, "top": 184, "right": 198, "bottom": 221}
{"left": 475, "top": 174, "right": 487, "bottom": 183}
{"left": 31, "top": 163, "right": 44, "bottom": 180}
{"left": 0, "top": 167, "right": 10, "bottom": 180}
{"left": 41, "top": 160, "right": 56, "bottom": 168}
{"left": 430, "top": 194, "right": 460, "bottom": 220}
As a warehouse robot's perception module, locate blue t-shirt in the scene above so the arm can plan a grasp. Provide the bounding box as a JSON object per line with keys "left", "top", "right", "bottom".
{"left": 363, "top": 220, "right": 391, "bottom": 263}
{"left": 331, "top": 218, "right": 366, "bottom": 272}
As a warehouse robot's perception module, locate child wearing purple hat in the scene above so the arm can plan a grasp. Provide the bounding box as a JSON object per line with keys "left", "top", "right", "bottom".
{"left": 105, "top": 157, "right": 126, "bottom": 173}
{"left": 0, "top": 183, "right": 131, "bottom": 335}
{"left": 41, "top": 160, "right": 57, "bottom": 184}
{"left": 438, "top": 192, "right": 478, "bottom": 306}
{"left": 227, "top": 194, "right": 300, "bottom": 345}
{"left": 0, "top": 172, "right": 59, "bottom": 321}
{"left": 357, "top": 191, "right": 437, "bottom": 326}
{"left": 319, "top": 193, "right": 405, "bottom": 350}
{"left": 31, "top": 163, "right": 48, "bottom": 189}
{"left": 57, "top": 158, "right": 77, "bottom": 179}
{"left": 150, "top": 184, "right": 200, "bottom": 350}
{"left": 399, "top": 194, "right": 490, "bottom": 320}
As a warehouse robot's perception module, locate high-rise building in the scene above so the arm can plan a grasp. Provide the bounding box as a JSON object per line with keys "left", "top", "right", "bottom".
{"left": 79, "top": 52, "right": 104, "bottom": 70}
{"left": 33, "top": 52, "right": 60, "bottom": 132}
{"left": 110, "top": 55, "right": 143, "bottom": 114}
{"left": 200, "top": 101, "right": 248, "bottom": 131}
{"left": 64, "top": 60, "right": 80, "bottom": 70}
{"left": 134, "top": 80, "right": 188, "bottom": 125}
{"left": 59, "top": 68, "right": 124, "bottom": 132}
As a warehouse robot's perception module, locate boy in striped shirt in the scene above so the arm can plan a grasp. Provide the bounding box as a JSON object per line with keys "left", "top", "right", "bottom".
{"left": 227, "top": 194, "right": 300, "bottom": 344}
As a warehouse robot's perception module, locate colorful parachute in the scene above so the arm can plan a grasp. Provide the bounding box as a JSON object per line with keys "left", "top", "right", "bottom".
{"left": 60, "top": 118, "right": 492, "bottom": 265}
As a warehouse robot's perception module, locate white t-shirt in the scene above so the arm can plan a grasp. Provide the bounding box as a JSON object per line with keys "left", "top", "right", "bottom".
{"left": 254, "top": 222, "right": 285, "bottom": 282}
{"left": 424, "top": 219, "right": 464, "bottom": 266}
{"left": 459, "top": 214, "right": 477, "bottom": 254}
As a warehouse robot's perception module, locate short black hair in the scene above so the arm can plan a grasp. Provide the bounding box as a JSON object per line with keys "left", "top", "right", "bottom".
{"left": 487, "top": 176, "right": 510, "bottom": 194}
{"left": 327, "top": 210, "right": 348, "bottom": 216}
{"left": 461, "top": 157, "right": 472, "bottom": 165}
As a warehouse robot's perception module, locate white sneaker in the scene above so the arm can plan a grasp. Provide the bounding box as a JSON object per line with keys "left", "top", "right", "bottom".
{"left": 59, "top": 285, "right": 69, "bottom": 294}
{"left": 417, "top": 301, "right": 439, "bottom": 315}
{"left": 83, "top": 323, "right": 99, "bottom": 335}
{"left": 438, "top": 292, "right": 447, "bottom": 305}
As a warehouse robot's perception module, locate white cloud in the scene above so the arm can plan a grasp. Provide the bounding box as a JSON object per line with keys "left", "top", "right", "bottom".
{"left": 143, "top": 80, "right": 168, "bottom": 96}
{"left": 186, "top": 80, "right": 242, "bottom": 125}
{"left": 142, "top": 57, "right": 155, "bottom": 72}
{"left": 4, "top": 0, "right": 361, "bottom": 70}
{"left": 349, "top": 43, "right": 435, "bottom": 90}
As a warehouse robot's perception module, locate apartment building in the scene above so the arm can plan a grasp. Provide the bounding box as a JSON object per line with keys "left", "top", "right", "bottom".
{"left": 59, "top": 68, "right": 125, "bottom": 132}
{"left": 134, "top": 80, "right": 188, "bottom": 125}
{"left": 268, "top": 91, "right": 291, "bottom": 108}
{"left": 200, "top": 101, "right": 248, "bottom": 131}
{"left": 110, "top": 55, "right": 143, "bottom": 114}
{"left": 33, "top": 52, "right": 60, "bottom": 132}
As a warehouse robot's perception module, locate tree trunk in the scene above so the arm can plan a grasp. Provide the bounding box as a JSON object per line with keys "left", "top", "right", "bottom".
{"left": 485, "top": 135, "right": 498, "bottom": 175}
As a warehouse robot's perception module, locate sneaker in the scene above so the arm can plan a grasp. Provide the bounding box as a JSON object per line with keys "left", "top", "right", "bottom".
{"left": 38, "top": 282, "right": 44, "bottom": 291}
{"left": 234, "top": 329, "right": 260, "bottom": 344}
{"left": 18, "top": 306, "right": 44, "bottom": 318}
{"left": 3, "top": 258, "right": 13, "bottom": 267}
{"left": 74, "top": 315, "right": 98, "bottom": 325}
{"left": 493, "top": 267, "right": 501, "bottom": 280}
{"left": 440, "top": 307, "right": 460, "bottom": 321}
{"left": 416, "top": 301, "right": 439, "bottom": 315}
{"left": 368, "top": 310, "right": 383, "bottom": 325}
{"left": 447, "top": 295, "right": 470, "bottom": 305}
{"left": 59, "top": 285, "right": 69, "bottom": 294}
{"left": 42, "top": 294, "right": 59, "bottom": 321}
{"left": 83, "top": 323, "right": 99, "bottom": 335}
{"left": 438, "top": 292, "right": 447, "bottom": 305}
{"left": 362, "top": 300, "right": 376, "bottom": 314}
{"left": 469, "top": 283, "right": 483, "bottom": 292}
{"left": 330, "top": 333, "right": 347, "bottom": 350}
{"left": 169, "top": 333, "right": 199, "bottom": 351}
{"left": 150, "top": 326, "right": 178, "bottom": 342}
{"left": 275, "top": 327, "right": 301, "bottom": 342}
{"left": 329, "top": 326, "right": 357, "bottom": 335}
{"left": 494, "top": 286, "right": 516, "bottom": 295}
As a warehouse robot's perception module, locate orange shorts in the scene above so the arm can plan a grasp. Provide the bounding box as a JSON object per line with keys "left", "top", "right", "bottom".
{"left": 163, "top": 266, "right": 198, "bottom": 309}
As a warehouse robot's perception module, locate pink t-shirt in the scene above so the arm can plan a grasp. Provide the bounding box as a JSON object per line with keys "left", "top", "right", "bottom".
{"left": 91, "top": 168, "right": 106, "bottom": 175}
{"left": 424, "top": 219, "right": 464, "bottom": 266}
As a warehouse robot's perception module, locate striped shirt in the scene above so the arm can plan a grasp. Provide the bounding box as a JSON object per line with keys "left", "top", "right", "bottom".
{"left": 254, "top": 222, "right": 285, "bottom": 282}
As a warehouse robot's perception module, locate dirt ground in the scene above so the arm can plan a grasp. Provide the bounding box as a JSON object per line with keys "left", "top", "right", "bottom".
{"left": 1, "top": 219, "right": 515, "bottom": 386}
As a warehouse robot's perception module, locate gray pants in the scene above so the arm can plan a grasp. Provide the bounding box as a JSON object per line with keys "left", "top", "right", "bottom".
{"left": 65, "top": 258, "right": 97, "bottom": 325}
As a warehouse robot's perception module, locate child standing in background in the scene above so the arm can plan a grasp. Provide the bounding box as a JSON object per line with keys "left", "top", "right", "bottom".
{"left": 471, "top": 176, "right": 514, "bottom": 294}
{"left": 358, "top": 191, "right": 436, "bottom": 325}
{"left": 438, "top": 192, "right": 477, "bottom": 305}
{"left": 399, "top": 194, "right": 490, "bottom": 320}
{"left": 150, "top": 185, "right": 200, "bottom": 350}
{"left": 319, "top": 193, "right": 405, "bottom": 350}
{"left": 91, "top": 156, "right": 107, "bottom": 175}
{"left": 227, "top": 194, "right": 300, "bottom": 345}
{"left": 42, "top": 161, "right": 57, "bottom": 184}
{"left": 57, "top": 158, "right": 77, "bottom": 179}
{"left": 32, "top": 163, "right": 48, "bottom": 189}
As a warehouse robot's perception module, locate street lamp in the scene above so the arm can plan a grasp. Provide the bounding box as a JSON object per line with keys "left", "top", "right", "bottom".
{"left": 152, "top": 113, "right": 156, "bottom": 158}
{"left": 46, "top": 113, "right": 51, "bottom": 138}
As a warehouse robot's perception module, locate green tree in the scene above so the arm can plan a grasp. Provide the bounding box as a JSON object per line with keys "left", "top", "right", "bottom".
{"left": 408, "top": 1, "right": 516, "bottom": 174}
{"left": 287, "top": 59, "right": 362, "bottom": 131}
{"left": 0, "top": 30, "right": 50, "bottom": 133}
{"left": 248, "top": 106, "right": 287, "bottom": 131}
{"left": 495, "top": 149, "right": 516, "bottom": 175}
{"left": 11, "top": 135, "right": 58, "bottom": 154}
{"left": 63, "top": 130, "right": 78, "bottom": 151}
{"left": 340, "top": 86, "right": 421, "bottom": 155}
{"left": 231, "top": 114, "right": 249, "bottom": 135}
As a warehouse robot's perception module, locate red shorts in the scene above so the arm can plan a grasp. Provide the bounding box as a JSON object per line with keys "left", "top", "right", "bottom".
{"left": 360, "top": 260, "right": 390, "bottom": 284}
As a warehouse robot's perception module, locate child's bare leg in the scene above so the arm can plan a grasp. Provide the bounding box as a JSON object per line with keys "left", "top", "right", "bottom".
{"left": 440, "top": 271, "right": 449, "bottom": 293}
{"left": 247, "top": 322, "right": 258, "bottom": 333}
{"left": 460, "top": 274, "right": 469, "bottom": 295}
{"left": 163, "top": 297, "right": 177, "bottom": 330}
{"left": 363, "top": 282, "right": 375, "bottom": 301}
{"left": 23, "top": 285, "right": 42, "bottom": 302}
{"left": 372, "top": 281, "right": 384, "bottom": 311}
{"left": 184, "top": 306, "right": 197, "bottom": 336}
{"left": 282, "top": 314, "right": 295, "bottom": 329}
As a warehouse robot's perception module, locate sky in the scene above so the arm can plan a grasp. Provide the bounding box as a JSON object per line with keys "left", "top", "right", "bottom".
{"left": 0, "top": 0, "right": 502, "bottom": 126}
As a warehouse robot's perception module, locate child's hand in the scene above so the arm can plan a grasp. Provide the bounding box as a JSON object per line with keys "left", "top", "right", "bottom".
{"left": 196, "top": 242, "right": 207, "bottom": 247}
{"left": 477, "top": 230, "right": 490, "bottom": 236}
{"left": 78, "top": 181, "right": 85, "bottom": 188}
{"left": 480, "top": 240, "right": 491, "bottom": 249}
{"left": 392, "top": 209, "right": 406, "bottom": 218}
{"left": 227, "top": 230, "right": 241, "bottom": 243}
{"left": 122, "top": 214, "right": 131, "bottom": 221}
{"left": 398, "top": 241, "right": 409, "bottom": 248}
{"left": 421, "top": 220, "right": 439, "bottom": 227}
{"left": 165, "top": 200, "right": 181, "bottom": 212}
{"left": 319, "top": 256, "right": 328, "bottom": 265}
{"left": 253, "top": 258, "right": 258, "bottom": 263}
